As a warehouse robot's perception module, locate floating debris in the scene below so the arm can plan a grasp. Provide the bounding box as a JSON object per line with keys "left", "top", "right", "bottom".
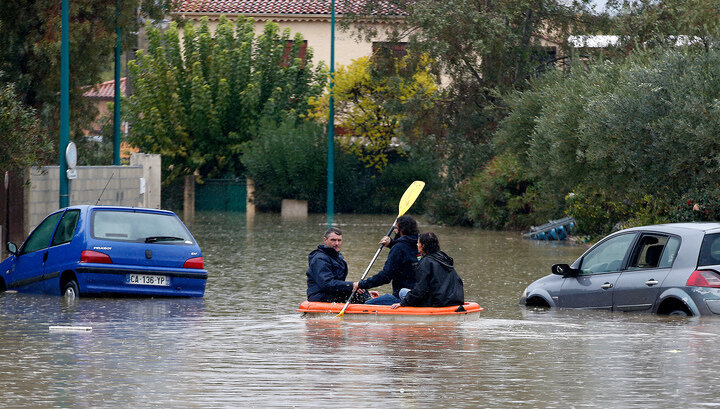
{"left": 523, "top": 217, "right": 575, "bottom": 241}
{"left": 49, "top": 326, "right": 92, "bottom": 333}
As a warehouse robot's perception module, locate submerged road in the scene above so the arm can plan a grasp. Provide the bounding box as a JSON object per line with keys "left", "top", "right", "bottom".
{"left": 0, "top": 213, "right": 715, "bottom": 407}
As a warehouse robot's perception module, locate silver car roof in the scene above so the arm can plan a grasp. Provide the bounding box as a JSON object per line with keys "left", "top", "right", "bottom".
{"left": 619, "top": 222, "right": 720, "bottom": 236}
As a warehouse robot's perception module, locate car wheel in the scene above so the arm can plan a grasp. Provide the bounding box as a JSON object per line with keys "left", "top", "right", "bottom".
{"left": 62, "top": 280, "right": 79, "bottom": 299}
{"left": 668, "top": 309, "right": 688, "bottom": 317}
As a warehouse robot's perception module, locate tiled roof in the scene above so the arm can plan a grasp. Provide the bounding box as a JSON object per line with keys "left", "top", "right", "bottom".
{"left": 83, "top": 77, "right": 126, "bottom": 99}
{"left": 174, "top": 0, "right": 406, "bottom": 16}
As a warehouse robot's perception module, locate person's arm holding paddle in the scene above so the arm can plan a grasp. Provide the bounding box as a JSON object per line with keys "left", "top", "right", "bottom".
{"left": 379, "top": 234, "right": 394, "bottom": 248}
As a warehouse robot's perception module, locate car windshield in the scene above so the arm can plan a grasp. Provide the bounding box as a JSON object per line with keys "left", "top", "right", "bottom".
{"left": 91, "top": 210, "right": 193, "bottom": 244}
{"left": 699, "top": 233, "right": 720, "bottom": 266}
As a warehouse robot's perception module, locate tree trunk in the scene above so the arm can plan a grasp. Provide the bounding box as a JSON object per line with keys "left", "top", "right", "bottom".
{"left": 183, "top": 174, "right": 195, "bottom": 223}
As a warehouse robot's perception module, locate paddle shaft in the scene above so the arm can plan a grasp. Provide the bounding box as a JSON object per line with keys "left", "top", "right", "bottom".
{"left": 336, "top": 180, "right": 425, "bottom": 318}
{"left": 337, "top": 220, "right": 396, "bottom": 315}
{"left": 357, "top": 221, "right": 397, "bottom": 282}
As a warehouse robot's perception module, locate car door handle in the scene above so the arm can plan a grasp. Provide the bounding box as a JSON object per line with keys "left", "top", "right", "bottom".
{"left": 645, "top": 279, "right": 659, "bottom": 286}
{"left": 601, "top": 282, "right": 613, "bottom": 289}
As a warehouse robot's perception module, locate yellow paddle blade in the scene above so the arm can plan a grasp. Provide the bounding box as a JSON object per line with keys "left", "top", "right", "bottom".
{"left": 398, "top": 181, "right": 425, "bottom": 217}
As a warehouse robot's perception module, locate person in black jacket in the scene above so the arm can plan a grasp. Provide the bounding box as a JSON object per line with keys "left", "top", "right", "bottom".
{"left": 391, "top": 232, "right": 465, "bottom": 309}
{"left": 354, "top": 215, "right": 419, "bottom": 305}
{"left": 306, "top": 227, "right": 367, "bottom": 303}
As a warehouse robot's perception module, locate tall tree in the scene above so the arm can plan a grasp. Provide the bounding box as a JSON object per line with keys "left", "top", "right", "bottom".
{"left": 125, "top": 17, "right": 327, "bottom": 184}
{"left": 0, "top": 83, "right": 52, "bottom": 171}
{"left": 0, "top": 0, "right": 174, "bottom": 165}
{"left": 307, "top": 54, "right": 439, "bottom": 171}
{"left": 345, "top": 0, "right": 602, "bottom": 223}
{"left": 609, "top": 0, "right": 720, "bottom": 50}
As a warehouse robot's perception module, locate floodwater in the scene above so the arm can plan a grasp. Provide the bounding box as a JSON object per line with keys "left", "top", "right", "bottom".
{"left": 1, "top": 213, "right": 719, "bottom": 408}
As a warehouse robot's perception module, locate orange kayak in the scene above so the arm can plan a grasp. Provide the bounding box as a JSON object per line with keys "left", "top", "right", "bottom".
{"left": 297, "top": 301, "right": 484, "bottom": 322}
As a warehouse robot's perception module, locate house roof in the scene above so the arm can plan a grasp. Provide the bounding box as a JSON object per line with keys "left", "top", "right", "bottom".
{"left": 174, "top": 0, "right": 406, "bottom": 16}
{"left": 83, "top": 77, "right": 126, "bottom": 99}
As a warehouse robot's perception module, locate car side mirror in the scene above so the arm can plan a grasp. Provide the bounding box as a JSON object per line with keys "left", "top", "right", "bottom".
{"left": 6, "top": 242, "right": 18, "bottom": 256}
{"left": 552, "top": 263, "right": 578, "bottom": 276}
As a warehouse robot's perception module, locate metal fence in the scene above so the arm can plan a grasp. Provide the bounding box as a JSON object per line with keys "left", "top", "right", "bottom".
{"left": 195, "top": 179, "right": 246, "bottom": 212}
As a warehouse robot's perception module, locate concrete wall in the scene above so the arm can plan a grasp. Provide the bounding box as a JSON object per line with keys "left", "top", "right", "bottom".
{"left": 131, "top": 153, "right": 161, "bottom": 209}
{"left": 25, "top": 153, "right": 161, "bottom": 233}
{"left": 281, "top": 199, "right": 308, "bottom": 219}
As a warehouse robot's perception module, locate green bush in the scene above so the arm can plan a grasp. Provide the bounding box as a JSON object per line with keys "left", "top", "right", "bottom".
{"left": 566, "top": 186, "right": 672, "bottom": 240}
{"left": 424, "top": 187, "right": 472, "bottom": 226}
{"left": 160, "top": 177, "right": 184, "bottom": 213}
{"left": 492, "top": 46, "right": 720, "bottom": 235}
{"left": 242, "top": 117, "right": 435, "bottom": 213}
{"left": 459, "top": 153, "right": 536, "bottom": 229}
{"left": 669, "top": 189, "right": 720, "bottom": 222}
{"left": 335, "top": 149, "right": 436, "bottom": 214}
{"left": 241, "top": 117, "right": 327, "bottom": 211}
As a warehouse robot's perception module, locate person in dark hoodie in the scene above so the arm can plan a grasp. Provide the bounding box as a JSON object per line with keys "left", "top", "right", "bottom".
{"left": 306, "top": 227, "right": 367, "bottom": 303}
{"left": 353, "top": 215, "right": 420, "bottom": 305}
{"left": 391, "top": 232, "right": 464, "bottom": 309}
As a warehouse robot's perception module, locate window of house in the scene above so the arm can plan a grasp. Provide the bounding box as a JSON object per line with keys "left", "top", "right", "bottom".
{"left": 533, "top": 46, "right": 558, "bottom": 73}
{"left": 281, "top": 40, "right": 308, "bottom": 67}
{"left": 372, "top": 42, "right": 409, "bottom": 75}
{"left": 372, "top": 42, "right": 408, "bottom": 61}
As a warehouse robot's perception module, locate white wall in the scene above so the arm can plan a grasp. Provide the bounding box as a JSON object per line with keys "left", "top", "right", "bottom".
{"left": 174, "top": 13, "right": 403, "bottom": 69}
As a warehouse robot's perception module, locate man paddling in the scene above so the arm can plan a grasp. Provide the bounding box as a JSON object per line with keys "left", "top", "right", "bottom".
{"left": 354, "top": 215, "right": 419, "bottom": 305}
{"left": 306, "top": 227, "right": 368, "bottom": 303}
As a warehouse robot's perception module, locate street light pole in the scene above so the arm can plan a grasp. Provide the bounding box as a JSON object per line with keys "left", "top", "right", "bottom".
{"left": 327, "top": 0, "right": 336, "bottom": 227}
{"left": 113, "top": 0, "right": 122, "bottom": 165}
{"left": 60, "top": 0, "right": 69, "bottom": 208}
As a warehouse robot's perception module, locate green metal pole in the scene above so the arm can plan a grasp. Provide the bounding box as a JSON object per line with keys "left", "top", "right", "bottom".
{"left": 327, "top": 0, "right": 335, "bottom": 227}
{"left": 113, "top": 0, "right": 122, "bottom": 165}
{"left": 59, "top": 0, "right": 69, "bottom": 208}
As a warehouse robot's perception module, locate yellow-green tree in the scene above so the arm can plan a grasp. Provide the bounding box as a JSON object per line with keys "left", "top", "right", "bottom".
{"left": 308, "top": 54, "right": 439, "bottom": 171}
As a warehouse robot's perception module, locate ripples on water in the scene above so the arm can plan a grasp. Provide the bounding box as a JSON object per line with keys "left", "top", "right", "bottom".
{"left": 1, "top": 213, "right": 719, "bottom": 408}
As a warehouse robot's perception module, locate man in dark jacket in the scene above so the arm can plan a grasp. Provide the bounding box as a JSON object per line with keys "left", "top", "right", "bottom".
{"left": 306, "top": 227, "right": 366, "bottom": 303}
{"left": 354, "top": 215, "right": 419, "bottom": 305}
{"left": 392, "top": 232, "right": 464, "bottom": 308}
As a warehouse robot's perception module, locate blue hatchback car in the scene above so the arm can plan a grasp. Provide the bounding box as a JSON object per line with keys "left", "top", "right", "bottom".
{"left": 1, "top": 205, "right": 207, "bottom": 298}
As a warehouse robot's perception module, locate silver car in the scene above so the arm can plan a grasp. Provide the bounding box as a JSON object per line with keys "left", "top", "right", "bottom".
{"left": 521, "top": 223, "right": 720, "bottom": 316}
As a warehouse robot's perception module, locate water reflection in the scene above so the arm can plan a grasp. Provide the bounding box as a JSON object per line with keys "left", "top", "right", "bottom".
{"left": 2, "top": 213, "right": 720, "bottom": 407}
{"left": 0, "top": 292, "right": 207, "bottom": 407}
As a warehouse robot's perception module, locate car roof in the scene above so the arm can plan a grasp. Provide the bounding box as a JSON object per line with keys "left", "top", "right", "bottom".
{"left": 61, "top": 205, "right": 176, "bottom": 216}
{"left": 620, "top": 222, "right": 720, "bottom": 236}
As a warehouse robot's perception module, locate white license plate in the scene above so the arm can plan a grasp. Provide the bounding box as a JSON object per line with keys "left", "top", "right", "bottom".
{"left": 128, "top": 274, "right": 170, "bottom": 286}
